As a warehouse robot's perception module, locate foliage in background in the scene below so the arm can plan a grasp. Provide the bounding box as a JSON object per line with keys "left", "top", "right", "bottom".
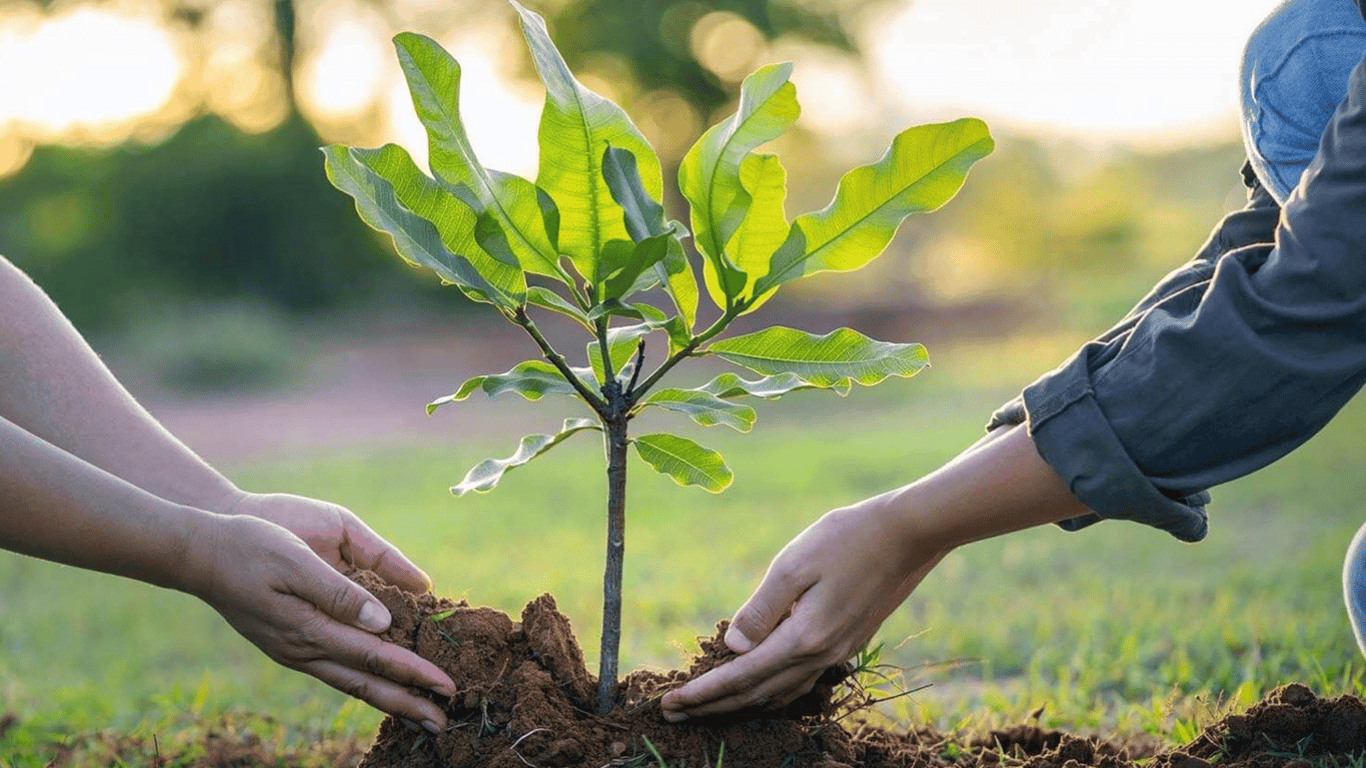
{"left": 0, "top": 0, "right": 1247, "bottom": 344}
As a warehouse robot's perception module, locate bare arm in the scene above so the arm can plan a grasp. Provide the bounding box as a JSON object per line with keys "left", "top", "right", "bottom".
{"left": 0, "top": 255, "right": 455, "bottom": 729}
{"left": 660, "top": 423, "right": 1087, "bottom": 720}
{"left": 0, "top": 256, "right": 241, "bottom": 510}
{"left": 0, "top": 411, "right": 456, "bottom": 729}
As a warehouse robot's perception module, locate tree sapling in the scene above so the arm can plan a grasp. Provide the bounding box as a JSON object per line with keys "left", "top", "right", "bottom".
{"left": 323, "top": 0, "right": 993, "bottom": 717}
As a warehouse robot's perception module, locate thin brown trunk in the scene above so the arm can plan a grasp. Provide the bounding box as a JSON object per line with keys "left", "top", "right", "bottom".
{"left": 595, "top": 413, "right": 629, "bottom": 715}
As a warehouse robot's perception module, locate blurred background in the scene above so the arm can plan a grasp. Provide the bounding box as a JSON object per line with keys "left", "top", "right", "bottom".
{"left": 0, "top": 0, "right": 1282, "bottom": 386}
{"left": 15, "top": 0, "right": 1366, "bottom": 756}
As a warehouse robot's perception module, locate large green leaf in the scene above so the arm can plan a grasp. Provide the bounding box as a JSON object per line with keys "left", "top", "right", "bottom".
{"left": 678, "top": 63, "right": 799, "bottom": 307}
{"left": 452, "top": 418, "right": 601, "bottom": 495}
{"left": 393, "top": 32, "right": 566, "bottom": 282}
{"left": 638, "top": 389, "right": 756, "bottom": 432}
{"left": 755, "top": 118, "right": 993, "bottom": 298}
{"left": 697, "top": 371, "right": 850, "bottom": 399}
{"left": 707, "top": 327, "right": 928, "bottom": 388}
{"left": 603, "top": 147, "right": 698, "bottom": 331}
{"left": 723, "top": 153, "right": 789, "bottom": 312}
{"left": 510, "top": 0, "right": 663, "bottom": 282}
{"left": 428, "top": 360, "right": 579, "bottom": 414}
{"left": 322, "top": 145, "right": 523, "bottom": 308}
{"left": 634, "top": 433, "right": 733, "bottom": 492}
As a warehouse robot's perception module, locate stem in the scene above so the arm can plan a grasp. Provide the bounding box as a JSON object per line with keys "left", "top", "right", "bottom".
{"left": 631, "top": 300, "right": 748, "bottom": 399}
{"left": 595, "top": 404, "right": 629, "bottom": 715}
{"left": 512, "top": 308, "right": 609, "bottom": 415}
{"left": 595, "top": 319, "right": 617, "bottom": 387}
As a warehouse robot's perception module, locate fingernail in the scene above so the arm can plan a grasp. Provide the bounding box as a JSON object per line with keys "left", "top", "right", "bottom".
{"left": 433, "top": 683, "right": 458, "bottom": 699}
{"left": 725, "top": 624, "right": 754, "bottom": 653}
{"left": 422, "top": 720, "right": 442, "bottom": 735}
{"left": 662, "top": 711, "right": 687, "bottom": 724}
{"left": 358, "top": 601, "right": 391, "bottom": 633}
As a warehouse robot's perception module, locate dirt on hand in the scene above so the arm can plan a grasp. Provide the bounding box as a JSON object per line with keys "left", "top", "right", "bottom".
{"left": 352, "top": 571, "right": 1366, "bottom": 768}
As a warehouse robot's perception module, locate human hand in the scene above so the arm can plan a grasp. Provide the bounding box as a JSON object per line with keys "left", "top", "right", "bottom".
{"left": 660, "top": 495, "right": 946, "bottom": 721}
{"left": 182, "top": 508, "right": 457, "bottom": 732}
{"left": 220, "top": 490, "right": 433, "bottom": 594}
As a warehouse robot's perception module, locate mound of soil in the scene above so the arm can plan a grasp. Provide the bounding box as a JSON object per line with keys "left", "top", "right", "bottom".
{"left": 353, "top": 572, "right": 1366, "bottom": 768}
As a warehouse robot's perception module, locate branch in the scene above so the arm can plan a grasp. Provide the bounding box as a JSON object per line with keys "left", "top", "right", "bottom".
{"left": 630, "top": 298, "right": 749, "bottom": 399}
{"left": 513, "top": 308, "right": 609, "bottom": 414}
{"left": 626, "top": 339, "right": 645, "bottom": 395}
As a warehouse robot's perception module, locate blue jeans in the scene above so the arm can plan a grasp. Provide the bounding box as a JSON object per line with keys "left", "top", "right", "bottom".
{"left": 1240, "top": 0, "right": 1366, "bottom": 203}
{"left": 1240, "top": 0, "right": 1366, "bottom": 659}
{"left": 1346, "top": 525, "right": 1366, "bottom": 656}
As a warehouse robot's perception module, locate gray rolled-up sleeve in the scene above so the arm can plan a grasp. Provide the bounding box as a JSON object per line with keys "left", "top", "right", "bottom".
{"left": 991, "top": 54, "right": 1366, "bottom": 543}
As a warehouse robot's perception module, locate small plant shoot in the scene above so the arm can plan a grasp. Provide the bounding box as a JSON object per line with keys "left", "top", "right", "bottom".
{"left": 324, "top": 0, "right": 993, "bottom": 717}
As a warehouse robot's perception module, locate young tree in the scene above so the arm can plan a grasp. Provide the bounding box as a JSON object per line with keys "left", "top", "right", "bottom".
{"left": 324, "top": 0, "right": 992, "bottom": 716}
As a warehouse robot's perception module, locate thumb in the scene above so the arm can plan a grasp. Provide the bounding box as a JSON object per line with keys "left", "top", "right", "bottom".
{"left": 726, "top": 565, "right": 811, "bottom": 654}
{"left": 295, "top": 556, "right": 393, "bottom": 634}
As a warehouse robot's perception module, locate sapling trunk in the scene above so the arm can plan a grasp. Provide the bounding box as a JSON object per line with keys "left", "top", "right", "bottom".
{"left": 596, "top": 411, "right": 629, "bottom": 714}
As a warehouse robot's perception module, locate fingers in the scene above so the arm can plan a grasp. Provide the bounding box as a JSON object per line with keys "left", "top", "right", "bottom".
{"left": 309, "top": 620, "right": 458, "bottom": 699}
{"left": 661, "top": 618, "right": 831, "bottom": 721}
{"left": 290, "top": 553, "right": 395, "bottom": 634}
{"left": 726, "top": 560, "right": 814, "bottom": 654}
{"left": 337, "top": 511, "right": 433, "bottom": 594}
{"left": 304, "top": 657, "right": 449, "bottom": 732}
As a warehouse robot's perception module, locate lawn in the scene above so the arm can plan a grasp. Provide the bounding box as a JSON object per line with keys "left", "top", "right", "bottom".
{"left": 3, "top": 337, "right": 1365, "bottom": 762}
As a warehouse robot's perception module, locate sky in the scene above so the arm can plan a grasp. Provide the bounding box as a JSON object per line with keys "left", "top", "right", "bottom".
{"left": 0, "top": 0, "right": 1295, "bottom": 176}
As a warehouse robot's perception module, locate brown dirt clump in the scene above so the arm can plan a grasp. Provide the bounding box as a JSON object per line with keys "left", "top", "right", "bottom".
{"left": 352, "top": 572, "right": 1366, "bottom": 768}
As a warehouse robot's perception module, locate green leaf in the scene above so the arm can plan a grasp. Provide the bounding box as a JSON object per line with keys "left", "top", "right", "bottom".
{"left": 322, "top": 145, "right": 524, "bottom": 308}
{"left": 527, "top": 286, "right": 592, "bottom": 329}
{"left": 754, "top": 118, "right": 994, "bottom": 298}
{"left": 348, "top": 145, "right": 527, "bottom": 304}
{"left": 679, "top": 63, "right": 800, "bottom": 307}
{"left": 697, "top": 371, "right": 850, "bottom": 399}
{"left": 428, "top": 360, "right": 578, "bottom": 414}
{"left": 601, "top": 234, "right": 671, "bottom": 301}
{"left": 602, "top": 145, "right": 667, "bottom": 243}
{"left": 587, "top": 323, "right": 651, "bottom": 385}
{"left": 722, "top": 153, "right": 789, "bottom": 313}
{"left": 452, "top": 418, "right": 601, "bottom": 495}
{"left": 510, "top": 0, "right": 663, "bottom": 282}
{"left": 656, "top": 229, "right": 699, "bottom": 332}
{"left": 634, "top": 433, "right": 733, "bottom": 492}
{"left": 639, "top": 389, "right": 756, "bottom": 432}
{"left": 586, "top": 299, "right": 652, "bottom": 323}
{"left": 707, "top": 327, "right": 928, "bottom": 388}
{"left": 393, "top": 32, "right": 566, "bottom": 282}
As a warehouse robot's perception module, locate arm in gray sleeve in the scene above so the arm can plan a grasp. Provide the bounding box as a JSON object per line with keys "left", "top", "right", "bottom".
{"left": 995, "top": 55, "right": 1366, "bottom": 542}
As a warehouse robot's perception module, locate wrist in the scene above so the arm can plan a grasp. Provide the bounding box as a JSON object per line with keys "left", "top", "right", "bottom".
{"left": 207, "top": 485, "right": 250, "bottom": 516}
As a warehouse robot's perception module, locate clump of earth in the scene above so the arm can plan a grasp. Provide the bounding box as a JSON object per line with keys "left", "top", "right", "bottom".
{"left": 352, "top": 571, "right": 1366, "bottom": 768}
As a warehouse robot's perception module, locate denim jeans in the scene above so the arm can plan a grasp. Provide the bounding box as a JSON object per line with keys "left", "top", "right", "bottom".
{"left": 1240, "top": 0, "right": 1366, "bottom": 203}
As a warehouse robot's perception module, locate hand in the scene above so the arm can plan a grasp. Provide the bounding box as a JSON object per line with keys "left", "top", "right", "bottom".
{"left": 183, "top": 506, "right": 457, "bottom": 732}
{"left": 660, "top": 494, "right": 945, "bottom": 721}
{"left": 220, "top": 490, "right": 433, "bottom": 594}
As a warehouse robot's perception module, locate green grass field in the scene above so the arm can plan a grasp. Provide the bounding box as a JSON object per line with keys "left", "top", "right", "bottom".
{"left": 4, "top": 339, "right": 1366, "bottom": 762}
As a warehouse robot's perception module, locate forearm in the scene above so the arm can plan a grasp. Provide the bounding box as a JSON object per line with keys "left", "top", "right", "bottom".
{"left": 0, "top": 256, "right": 238, "bottom": 511}
{"left": 872, "top": 424, "right": 1090, "bottom": 555}
{"left": 0, "top": 413, "right": 214, "bottom": 590}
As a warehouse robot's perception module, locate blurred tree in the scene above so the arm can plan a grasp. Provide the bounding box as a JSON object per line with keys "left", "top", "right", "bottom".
{"left": 1, "top": 0, "right": 896, "bottom": 333}
{"left": 538, "top": 0, "right": 865, "bottom": 114}
{"left": 0, "top": 114, "right": 397, "bottom": 332}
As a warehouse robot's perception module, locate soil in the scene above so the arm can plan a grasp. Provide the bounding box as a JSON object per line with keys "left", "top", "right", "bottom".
{"left": 352, "top": 571, "right": 1366, "bottom": 768}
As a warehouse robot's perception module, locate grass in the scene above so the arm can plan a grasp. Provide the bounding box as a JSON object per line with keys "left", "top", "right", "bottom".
{"left": 3, "top": 333, "right": 1366, "bottom": 763}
